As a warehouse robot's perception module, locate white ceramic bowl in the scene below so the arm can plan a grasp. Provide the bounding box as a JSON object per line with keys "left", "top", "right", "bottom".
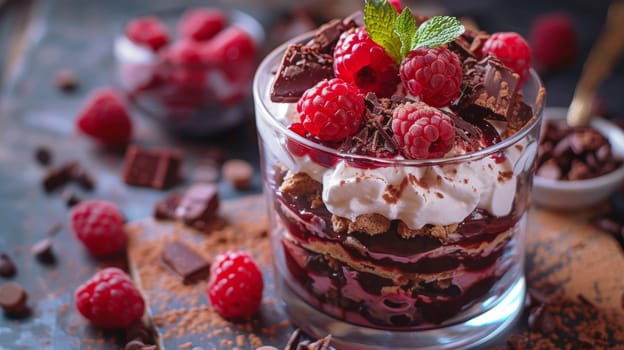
{"left": 532, "top": 107, "right": 624, "bottom": 210}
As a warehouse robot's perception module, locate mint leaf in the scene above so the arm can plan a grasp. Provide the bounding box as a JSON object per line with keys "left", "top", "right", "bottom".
{"left": 364, "top": 0, "right": 401, "bottom": 63}
{"left": 394, "top": 8, "right": 417, "bottom": 59}
{"left": 412, "top": 16, "right": 465, "bottom": 49}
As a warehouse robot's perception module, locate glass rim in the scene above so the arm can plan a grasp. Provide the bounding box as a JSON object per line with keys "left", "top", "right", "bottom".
{"left": 253, "top": 31, "right": 546, "bottom": 166}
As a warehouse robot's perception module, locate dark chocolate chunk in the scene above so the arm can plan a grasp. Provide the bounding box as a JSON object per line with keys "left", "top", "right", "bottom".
{"left": 124, "top": 339, "right": 156, "bottom": 350}
{"left": 123, "top": 145, "right": 182, "bottom": 190}
{"left": 63, "top": 190, "right": 82, "bottom": 208}
{"left": 160, "top": 241, "right": 211, "bottom": 284}
{"left": 153, "top": 192, "right": 182, "bottom": 220}
{"left": 0, "top": 254, "right": 16, "bottom": 278}
{"left": 448, "top": 36, "right": 476, "bottom": 61}
{"left": 35, "top": 146, "right": 52, "bottom": 166}
{"left": 42, "top": 161, "right": 76, "bottom": 193}
{"left": 70, "top": 165, "right": 95, "bottom": 191}
{"left": 472, "top": 57, "right": 519, "bottom": 119}
{"left": 270, "top": 44, "right": 334, "bottom": 103}
{"left": 308, "top": 18, "right": 350, "bottom": 54}
{"left": 175, "top": 183, "right": 220, "bottom": 230}
{"left": 0, "top": 282, "right": 28, "bottom": 315}
{"left": 222, "top": 159, "right": 253, "bottom": 190}
{"left": 54, "top": 69, "right": 78, "bottom": 91}
{"left": 31, "top": 238, "right": 56, "bottom": 265}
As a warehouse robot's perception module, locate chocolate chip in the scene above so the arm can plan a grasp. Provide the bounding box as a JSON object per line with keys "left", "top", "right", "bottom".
{"left": 34, "top": 146, "right": 52, "bottom": 166}
{"left": 0, "top": 254, "right": 16, "bottom": 278}
{"left": 31, "top": 238, "right": 56, "bottom": 265}
{"left": 63, "top": 190, "right": 82, "bottom": 208}
{"left": 160, "top": 241, "right": 211, "bottom": 284}
{"left": 123, "top": 145, "right": 182, "bottom": 190}
{"left": 124, "top": 339, "right": 156, "bottom": 350}
{"left": 54, "top": 69, "right": 78, "bottom": 92}
{"left": 222, "top": 159, "right": 253, "bottom": 190}
{"left": 0, "top": 282, "right": 28, "bottom": 315}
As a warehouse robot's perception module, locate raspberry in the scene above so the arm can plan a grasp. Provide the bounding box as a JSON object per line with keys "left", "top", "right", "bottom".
{"left": 297, "top": 78, "right": 365, "bottom": 141}
{"left": 530, "top": 13, "right": 578, "bottom": 70}
{"left": 334, "top": 27, "right": 400, "bottom": 98}
{"left": 76, "top": 88, "right": 132, "bottom": 146}
{"left": 179, "top": 8, "right": 226, "bottom": 42}
{"left": 399, "top": 47, "right": 462, "bottom": 108}
{"left": 207, "top": 251, "right": 263, "bottom": 319}
{"left": 202, "top": 27, "right": 257, "bottom": 80}
{"left": 388, "top": 0, "right": 402, "bottom": 13}
{"left": 74, "top": 267, "right": 145, "bottom": 328}
{"left": 392, "top": 102, "right": 455, "bottom": 159}
{"left": 126, "top": 16, "right": 169, "bottom": 51}
{"left": 482, "top": 32, "right": 532, "bottom": 86}
{"left": 70, "top": 200, "right": 127, "bottom": 256}
{"left": 157, "top": 40, "right": 207, "bottom": 109}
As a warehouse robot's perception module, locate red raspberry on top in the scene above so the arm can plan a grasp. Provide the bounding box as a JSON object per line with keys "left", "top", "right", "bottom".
{"left": 388, "top": 0, "right": 403, "bottom": 13}
{"left": 482, "top": 32, "right": 532, "bottom": 86}
{"left": 179, "top": 8, "right": 226, "bottom": 42}
{"left": 530, "top": 12, "right": 578, "bottom": 70}
{"left": 400, "top": 46, "right": 463, "bottom": 108}
{"left": 207, "top": 251, "right": 263, "bottom": 319}
{"left": 297, "top": 78, "right": 365, "bottom": 141}
{"left": 392, "top": 102, "right": 455, "bottom": 159}
{"left": 76, "top": 88, "right": 132, "bottom": 146}
{"left": 70, "top": 200, "right": 127, "bottom": 257}
{"left": 334, "top": 27, "right": 400, "bottom": 98}
{"left": 75, "top": 267, "right": 145, "bottom": 328}
{"left": 126, "top": 16, "right": 169, "bottom": 52}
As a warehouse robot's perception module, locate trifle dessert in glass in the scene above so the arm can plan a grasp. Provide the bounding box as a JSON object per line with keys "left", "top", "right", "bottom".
{"left": 254, "top": 1, "right": 545, "bottom": 349}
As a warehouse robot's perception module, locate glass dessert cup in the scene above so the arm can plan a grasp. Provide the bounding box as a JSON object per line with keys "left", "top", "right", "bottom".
{"left": 114, "top": 7, "right": 264, "bottom": 136}
{"left": 254, "top": 33, "right": 544, "bottom": 350}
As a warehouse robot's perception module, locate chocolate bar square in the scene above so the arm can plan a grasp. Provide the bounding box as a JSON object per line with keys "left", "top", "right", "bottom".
{"left": 123, "top": 146, "right": 181, "bottom": 190}
{"left": 160, "top": 241, "right": 210, "bottom": 284}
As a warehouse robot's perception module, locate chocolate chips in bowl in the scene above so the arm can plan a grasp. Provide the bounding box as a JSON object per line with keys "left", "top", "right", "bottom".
{"left": 532, "top": 107, "right": 624, "bottom": 210}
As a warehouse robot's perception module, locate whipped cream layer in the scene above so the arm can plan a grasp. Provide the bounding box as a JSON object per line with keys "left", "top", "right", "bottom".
{"left": 261, "top": 92, "right": 530, "bottom": 230}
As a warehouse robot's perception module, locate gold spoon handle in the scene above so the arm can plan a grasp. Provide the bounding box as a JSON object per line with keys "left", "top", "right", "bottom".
{"left": 567, "top": 0, "right": 624, "bottom": 126}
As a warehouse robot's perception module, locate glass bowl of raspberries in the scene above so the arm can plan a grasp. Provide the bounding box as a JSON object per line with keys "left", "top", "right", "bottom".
{"left": 114, "top": 6, "right": 264, "bottom": 136}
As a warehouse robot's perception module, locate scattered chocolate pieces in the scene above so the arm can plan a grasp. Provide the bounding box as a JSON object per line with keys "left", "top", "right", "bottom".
{"left": 123, "top": 145, "right": 182, "bottom": 190}
{"left": 154, "top": 183, "right": 220, "bottom": 231}
{"left": 175, "top": 183, "right": 220, "bottom": 231}
{"left": 537, "top": 119, "right": 622, "bottom": 180}
{"left": 31, "top": 238, "right": 56, "bottom": 265}
{"left": 222, "top": 159, "right": 253, "bottom": 190}
{"left": 0, "top": 282, "right": 28, "bottom": 315}
{"left": 34, "top": 146, "right": 52, "bottom": 166}
{"left": 160, "top": 241, "right": 211, "bottom": 284}
{"left": 54, "top": 69, "right": 79, "bottom": 91}
{"left": 0, "top": 254, "right": 16, "bottom": 278}
{"left": 42, "top": 161, "right": 95, "bottom": 193}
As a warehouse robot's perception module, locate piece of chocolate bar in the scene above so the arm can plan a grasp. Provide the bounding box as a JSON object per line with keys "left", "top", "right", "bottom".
{"left": 160, "top": 241, "right": 211, "bottom": 284}
{"left": 123, "top": 146, "right": 182, "bottom": 190}
{"left": 175, "top": 183, "right": 220, "bottom": 230}
{"left": 471, "top": 57, "right": 519, "bottom": 119}
{"left": 270, "top": 44, "right": 334, "bottom": 103}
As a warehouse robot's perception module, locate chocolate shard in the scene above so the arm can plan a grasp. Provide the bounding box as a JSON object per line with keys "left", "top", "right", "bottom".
{"left": 0, "top": 253, "right": 16, "bottom": 278}
{"left": 175, "top": 183, "right": 220, "bottom": 230}
{"left": 123, "top": 145, "right": 182, "bottom": 190}
{"left": 160, "top": 241, "right": 211, "bottom": 284}
{"left": 270, "top": 44, "right": 334, "bottom": 103}
{"left": 307, "top": 18, "right": 351, "bottom": 54}
{"left": 448, "top": 36, "right": 476, "bottom": 61}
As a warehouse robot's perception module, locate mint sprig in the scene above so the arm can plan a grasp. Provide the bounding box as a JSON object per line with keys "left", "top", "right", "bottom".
{"left": 364, "top": 0, "right": 465, "bottom": 63}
